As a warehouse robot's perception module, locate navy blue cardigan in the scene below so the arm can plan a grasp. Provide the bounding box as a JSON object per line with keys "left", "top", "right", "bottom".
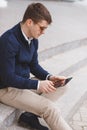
{"left": 0, "top": 23, "right": 49, "bottom": 89}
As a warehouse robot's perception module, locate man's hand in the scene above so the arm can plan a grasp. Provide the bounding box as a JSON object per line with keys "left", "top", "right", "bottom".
{"left": 49, "top": 75, "right": 66, "bottom": 87}
{"left": 38, "top": 80, "right": 56, "bottom": 93}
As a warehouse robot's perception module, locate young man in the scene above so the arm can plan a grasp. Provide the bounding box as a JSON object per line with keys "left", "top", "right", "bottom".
{"left": 0, "top": 3, "right": 72, "bottom": 130}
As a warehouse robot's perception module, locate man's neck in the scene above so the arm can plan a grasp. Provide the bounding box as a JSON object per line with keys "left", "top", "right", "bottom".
{"left": 20, "top": 22, "right": 30, "bottom": 38}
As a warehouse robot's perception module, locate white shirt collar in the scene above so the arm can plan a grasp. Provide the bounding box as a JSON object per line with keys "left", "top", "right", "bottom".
{"left": 21, "top": 29, "right": 33, "bottom": 45}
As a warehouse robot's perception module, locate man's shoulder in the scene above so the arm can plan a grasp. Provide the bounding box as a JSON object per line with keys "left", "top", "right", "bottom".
{"left": 0, "top": 23, "right": 20, "bottom": 39}
{"left": 0, "top": 23, "right": 20, "bottom": 51}
{"left": 0, "top": 23, "right": 20, "bottom": 43}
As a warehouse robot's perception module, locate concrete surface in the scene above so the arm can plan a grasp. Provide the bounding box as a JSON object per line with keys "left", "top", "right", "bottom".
{"left": 69, "top": 95, "right": 87, "bottom": 130}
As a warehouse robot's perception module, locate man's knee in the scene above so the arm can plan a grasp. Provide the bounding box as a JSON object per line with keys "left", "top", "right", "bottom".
{"left": 39, "top": 99, "right": 61, "bottom": 119}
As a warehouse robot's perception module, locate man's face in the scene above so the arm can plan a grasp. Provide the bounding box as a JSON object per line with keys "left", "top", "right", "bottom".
{"left": 27, "top": 19, "right": 49, "bottom": 39}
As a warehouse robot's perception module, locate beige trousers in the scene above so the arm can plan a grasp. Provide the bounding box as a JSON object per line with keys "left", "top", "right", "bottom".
{"left": 0, "top": 87, "right": 72, "bottom": 130}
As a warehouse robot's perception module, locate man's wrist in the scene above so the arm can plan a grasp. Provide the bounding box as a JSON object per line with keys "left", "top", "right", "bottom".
{"left": 46, "top": 74, "right": 53, "bottom": 80}
{"left": 37, "top": 81, "right": 40, "bottom": 90}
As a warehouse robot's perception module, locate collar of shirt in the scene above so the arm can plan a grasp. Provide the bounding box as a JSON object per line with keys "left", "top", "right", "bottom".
{"left": 21, "top": 29, "right": 33, "bottom": 45}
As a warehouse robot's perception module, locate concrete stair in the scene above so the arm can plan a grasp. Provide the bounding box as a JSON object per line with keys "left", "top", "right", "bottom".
{"left": 0, "top": 39, "right": 87, "bottom": 130}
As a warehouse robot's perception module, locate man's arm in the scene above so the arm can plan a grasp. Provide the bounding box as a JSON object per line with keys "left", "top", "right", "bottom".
{"left": 30, "top": 39, "right": 50, "bottom": 80}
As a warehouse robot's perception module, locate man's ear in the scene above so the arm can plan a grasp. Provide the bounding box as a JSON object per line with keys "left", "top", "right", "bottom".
{"left": 26, "top": 19, "right": 33, "bottom": 26}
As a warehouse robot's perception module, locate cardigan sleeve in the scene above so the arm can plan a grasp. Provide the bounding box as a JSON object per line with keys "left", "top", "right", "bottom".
{"left": 30, "top": 39, "right": 49, "bottom": 80}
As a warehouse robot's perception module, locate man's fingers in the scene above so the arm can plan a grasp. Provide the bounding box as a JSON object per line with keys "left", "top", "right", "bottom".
{"left": 47, "top": 85, "right": 56, "bottom": 93}
{"left": 39, "top": 80, "right": 56, "bottom": 93}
